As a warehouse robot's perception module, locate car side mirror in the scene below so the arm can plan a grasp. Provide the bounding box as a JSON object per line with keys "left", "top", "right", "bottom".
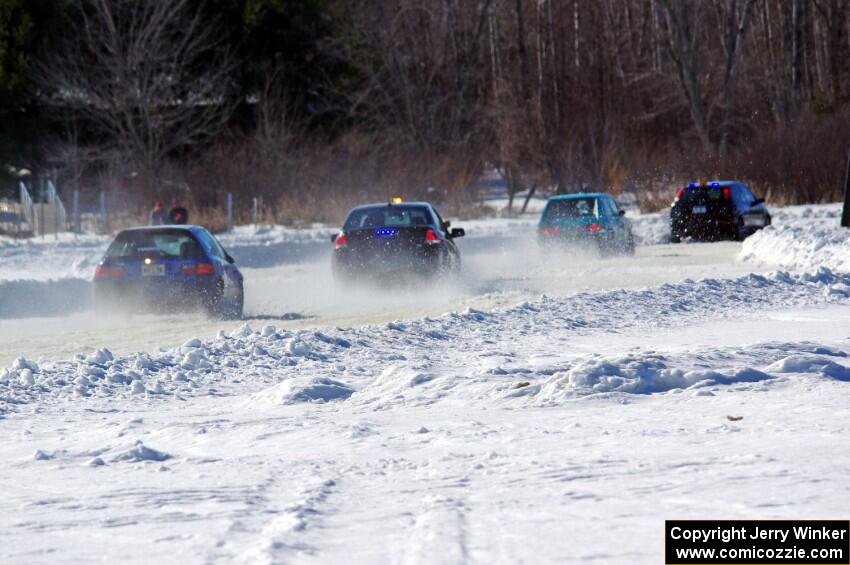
{"left": 618, "top": 210, "right": 626, "bottom": 216}
{"left": 330, "top": 234, "right": 338, "bottom": 243}
{"left": 450, "top": 228, "right": 465, "bottom": 238}
{"left": 753, "top": 198, "right": 765, "bottom": 205}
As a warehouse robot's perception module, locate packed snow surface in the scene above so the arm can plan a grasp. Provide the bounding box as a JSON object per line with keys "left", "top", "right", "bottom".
{"left": 2, "top": 202, "right": 850, "bottom": 563}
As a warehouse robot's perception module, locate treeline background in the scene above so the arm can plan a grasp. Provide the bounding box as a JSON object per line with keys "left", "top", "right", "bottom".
{"left": 1, "top": 0, "right": 848, "bottom": 222}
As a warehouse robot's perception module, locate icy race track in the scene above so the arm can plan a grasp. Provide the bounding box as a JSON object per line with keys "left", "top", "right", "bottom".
{"left": 2, "top": 206, "right": 850, "bottom": 564}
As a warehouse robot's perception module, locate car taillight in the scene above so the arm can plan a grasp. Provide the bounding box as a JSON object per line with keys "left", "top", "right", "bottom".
{"left": 196, "top": 262, "right": 214, "bottom": 275}
{"left": 424, "top": 229, "right": 440, "bottom": 242}
{"left": 539, "top": 226, "right": 559, "bottom": 235}
{"left": 334, "top": 233, "right": 347, "bottom": 249}
{"left": 585, "top": 223, "right": 602, "bottom": 232}
{"left": 722, "top": 187, "right": 731, "bottom": 199}
{"left": 675, "top": 188, "right": 685, "bottom": 201}
{"left": 94, "top": 265, "right": 126, "bottom": 279}
{"left": 182, "top": 262, "right": 215, "bottom": 276}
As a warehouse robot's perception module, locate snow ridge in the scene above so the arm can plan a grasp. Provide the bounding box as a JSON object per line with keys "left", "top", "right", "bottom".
{"left": 3, "top": 268, "right": 850, "bottom": 414}
{"left": 740, "top": 205, "right": 850, "bottom": 273}
{"left": 0, "top": 278, "right": 92, "bottom": 318}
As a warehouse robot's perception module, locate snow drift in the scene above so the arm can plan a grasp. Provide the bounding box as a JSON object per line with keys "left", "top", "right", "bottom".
{"left": 740, "top": 224, "right": 850, "bottom": 273}
{"left": 0, "top": 278, "right": 92, "bottom": 318}
{"left": 534, "top": 353, "right": 771, "bottom": 401}
{"left": 248, "top": 376, "right": 355, "bottom": 406}
{"left": 4, "top": 269, "right": 850, "bottom": 416}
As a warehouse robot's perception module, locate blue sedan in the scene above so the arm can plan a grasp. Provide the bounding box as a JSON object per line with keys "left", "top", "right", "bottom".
{"left": 93, "top": 225, "right": 244, "bottom": 319}
{"left": 538, "top": 193, "right": 635, "bottom": 255}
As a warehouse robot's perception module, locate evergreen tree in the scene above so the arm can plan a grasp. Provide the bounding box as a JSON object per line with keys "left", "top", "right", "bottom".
{"left": 0, "top": 0, "right": 64, "bottom": 171}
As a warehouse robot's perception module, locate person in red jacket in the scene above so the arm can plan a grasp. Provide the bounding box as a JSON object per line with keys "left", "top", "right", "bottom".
{"left": 168, "top": 200, "right": 189, "bottom": 225}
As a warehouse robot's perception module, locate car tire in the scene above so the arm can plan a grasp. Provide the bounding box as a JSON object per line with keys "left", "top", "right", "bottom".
{"left": 207, "top": 279, "right": 242, "bottom": 320}
{"left": 624, "top": 231, "right": 636, "bottom": 255}
{"left": 332, "top": 260, "right": 352, "bottom": 284}
{"left": 205, "top": 280, "right": 224, "bottom": 318}
{"left": 446, "top": 253, "right": 462, "bottom": 279}
{"left": 670, "top": 231, "right": 681, "bottom": 244}
{"left": 735, "top": 217, "right": 747, "bottom": 241}
{"left": 226, "top": 284, "right": 244, "bottom": 320}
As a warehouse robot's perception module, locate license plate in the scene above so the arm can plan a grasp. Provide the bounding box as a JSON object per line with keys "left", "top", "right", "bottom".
{"left": 142, "top": 264, "right": 165, "bottom": 276}
{"left": 744, "top": 215, "right": 766, "bottom": 227}
{"left": 692, "top": 205, "right": 707, "bottom": 214}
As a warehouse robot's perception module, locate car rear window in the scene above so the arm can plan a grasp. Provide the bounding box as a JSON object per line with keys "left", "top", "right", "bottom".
{"left": 344, "top": 206, "right": 433, "bottom": 230}
{"left": 543, "top": 198, "right": 597, "bottom": 220}
{"left": 106, "top": 230, "right": 205, "bottom": 259}
{"left": 680, "top": 187, "right": 726, "bottom": 201}
{"left": 194, "top": 229, "right": 227, "bottom": 260}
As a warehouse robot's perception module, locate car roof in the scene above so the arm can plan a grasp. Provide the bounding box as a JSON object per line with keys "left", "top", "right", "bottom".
{"left": 118, "top": 225, "right": 208, "bottom": 234}
{"left": 116, "top": 224, "right": 209, "bottom": 237}
{"left": 347, "top": 202, "right": 434, "bottom": 212}
{"left": 546, "top": 192, "right": 610, "bottom": 201}
{"left": 686, "top": 181, "right": 740, "bottom": 187}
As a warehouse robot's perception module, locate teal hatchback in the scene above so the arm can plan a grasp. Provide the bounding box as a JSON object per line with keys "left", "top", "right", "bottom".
{"left": 537, "top": 193, "right": 635, "bottom": 255}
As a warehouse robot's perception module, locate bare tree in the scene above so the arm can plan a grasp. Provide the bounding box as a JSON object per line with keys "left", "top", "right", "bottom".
{"left": 656, "top": 0, "right": 713, "bottom": 151}
{"left": 713, "top": 0, "right": 757, "bottom": 156}
{"left": 813, "top": 0, "right": 849, "bottom": 106}
{"left": 36, "top": 0, "right": 238, "bottom": 192}
{"left": 335, "top": 0, "right": 492, "bottom": 199}
{"left": 791, "top": 0, "right": 805, "bottom": 108}
{"left": 656, "top": 0, "right": 755, "bottom": 156}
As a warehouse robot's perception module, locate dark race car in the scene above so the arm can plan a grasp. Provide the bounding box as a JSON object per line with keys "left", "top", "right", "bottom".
{"left": 670, "top": 181, "right": 771, "bottom": 243}
{"left": 332, "top": 201, "right": 464, "bottom": 283}
{"left": 94, "top": 225, "right": 244, "bottom": 319}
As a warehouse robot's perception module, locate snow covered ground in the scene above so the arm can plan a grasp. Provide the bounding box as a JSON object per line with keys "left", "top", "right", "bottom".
{"left": 2, "top": 203, "right": 850, "bottom": 563}
{"left": 740, "top": 203, "right": 850, "bottom": 272}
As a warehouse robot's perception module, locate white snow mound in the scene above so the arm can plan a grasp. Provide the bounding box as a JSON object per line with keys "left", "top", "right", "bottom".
{"left": 112, "top": 441, "right": 171, "bottom": 463}
{"left": 535, "top": 353, "right": 771, "bottom": 401}
{"left": 249, "top": 376, "right": 355, "bottom": 407}
{"left": 765, "top": 354, "right": 850, "bottom": 381}
{"left": 741, "top": 224, "right": 850, "bottom": 273}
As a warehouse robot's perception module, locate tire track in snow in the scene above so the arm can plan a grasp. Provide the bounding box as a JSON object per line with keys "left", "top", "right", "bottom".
{"left": 229, "top": 475, "right": 338, "bottom": 564}
{"left": 402, "top": 495, "right": 469, "bottom": 565}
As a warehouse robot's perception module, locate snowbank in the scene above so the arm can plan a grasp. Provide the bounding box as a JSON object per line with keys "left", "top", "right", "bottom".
{"left": 0, "top": 231, "right": 108, "bottom": 250}
{"left": 5, "top": 268, "right": 850, "bottom": 415}
{"left": 0, "top": 233, "right": 108, "bottom": 281}
{"left": 630, "top": 210, "right": 670, "bottom": 246}
{"left": 0, "top": 278, "right": 92, "bottom": 318}
{"left": 740, "top": 224, "right": 850, "bottom": 272}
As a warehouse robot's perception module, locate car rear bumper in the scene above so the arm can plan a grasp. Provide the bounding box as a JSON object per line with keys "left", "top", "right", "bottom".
{"left": 538, "top": 230, "right": 612, "bottom": 246}
{"left": 94, "top": 277, "right": 219, "bottom": 310}
{"left": 671, "top": 214, "right": 736, "bottom": 238}
{"left": 333, "top": 247, "right": 443, "bottom": 280}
